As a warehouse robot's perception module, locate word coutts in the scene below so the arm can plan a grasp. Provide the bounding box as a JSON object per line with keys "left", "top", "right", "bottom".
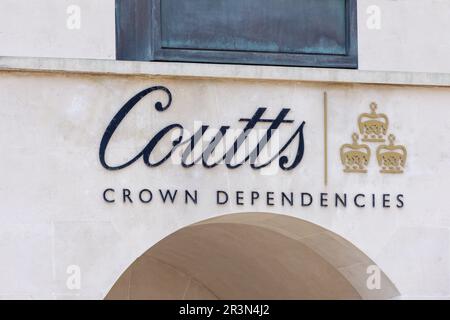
{"left": 99, "top": 86, "right": 306, "bottom": 171}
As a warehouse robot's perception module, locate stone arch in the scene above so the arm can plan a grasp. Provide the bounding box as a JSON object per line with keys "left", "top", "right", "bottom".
{"left": 105, "top": 213, "right": 399, "bottom": 299}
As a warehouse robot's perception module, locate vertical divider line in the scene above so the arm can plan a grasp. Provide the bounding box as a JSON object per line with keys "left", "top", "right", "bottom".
{"left": 324, "top": 92, "right": 328, "bottom": 186}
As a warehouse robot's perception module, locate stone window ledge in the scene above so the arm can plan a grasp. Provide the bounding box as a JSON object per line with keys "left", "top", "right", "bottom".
{"left": 1, "top": 56, "right": 450, "bottom": 87}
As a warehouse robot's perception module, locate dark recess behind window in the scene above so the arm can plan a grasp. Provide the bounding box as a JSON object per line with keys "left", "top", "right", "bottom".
{"left": 116, "top": 0, "right": 358, "bottom": 68}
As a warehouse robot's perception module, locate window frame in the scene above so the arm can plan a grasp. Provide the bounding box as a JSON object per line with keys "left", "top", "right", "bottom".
{"left": 116, "top": 0, "right": 358, "bottom": 68}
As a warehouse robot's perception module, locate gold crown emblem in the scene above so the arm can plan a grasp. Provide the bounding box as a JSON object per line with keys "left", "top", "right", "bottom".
{"left": 358, "top": 102, "right": 389, "bottom": 142}
{"left": 376, "top": 134, "right": 407, "bottom": 174}
{"left": 340, "top": 133, "right": 371, "bottom": 173}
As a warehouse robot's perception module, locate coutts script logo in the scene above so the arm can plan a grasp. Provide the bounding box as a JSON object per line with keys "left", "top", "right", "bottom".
{"left": 99, "top": 86, "right": 306, "bottom": 171}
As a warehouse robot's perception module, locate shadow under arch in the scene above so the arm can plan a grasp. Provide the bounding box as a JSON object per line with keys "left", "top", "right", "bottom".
{"left": 105, "top": 212, "right": 399, "bottom": 300}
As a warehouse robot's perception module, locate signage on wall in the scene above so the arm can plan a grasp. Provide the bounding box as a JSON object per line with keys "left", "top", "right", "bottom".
{"left": 100, "top": 86, "right": 405, "bottom": 210}
{"left": 340, "top": 103, "right": 407, "bottom": 174}
{"left": 99, "top": 86, "right": 306, "bottom": 171}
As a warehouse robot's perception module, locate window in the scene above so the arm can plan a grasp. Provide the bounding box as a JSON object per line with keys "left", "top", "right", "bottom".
{"left": 116, "top": 0, "right": 357, "bottom": 68}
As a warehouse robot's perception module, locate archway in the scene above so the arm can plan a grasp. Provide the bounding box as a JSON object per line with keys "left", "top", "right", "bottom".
{"left": 105, "top": 213, "right": 399, "bottom": 299}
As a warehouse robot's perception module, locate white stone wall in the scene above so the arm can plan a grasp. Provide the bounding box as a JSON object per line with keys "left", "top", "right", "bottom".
{"left": 358, "top": 0, "right": 450, "bottom": 73}
{"left": 1, "top": 0, "right": 450, "bottom": 73}
{"left": 0, "top": 0, "right": 115, "bottom": 60}
{"left": 0, "top": 70, "right": 449, "bottom": 299}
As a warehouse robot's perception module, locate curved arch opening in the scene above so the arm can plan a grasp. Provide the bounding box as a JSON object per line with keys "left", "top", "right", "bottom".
{"left": 106, "top": 213, "right": 399, "bottom": 300}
